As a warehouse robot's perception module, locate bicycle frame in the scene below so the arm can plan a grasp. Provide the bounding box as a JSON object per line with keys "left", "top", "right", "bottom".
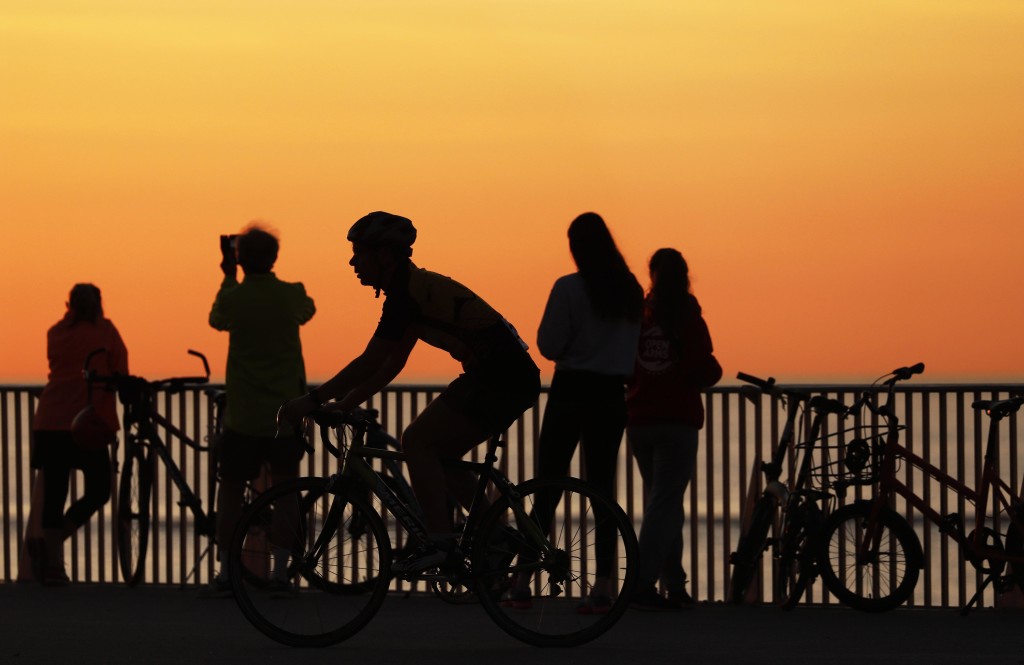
{"left": 309, "top": 415, "right": 553, "bottom": 582}
{"left": 869, "top": 403, "right": 1024, "bottom": 565}
{"left": 127, "top": 406, "right": 215, "bottom": 535}
{"left": 847, "top": 380, "right": 1024, "bottom": 611}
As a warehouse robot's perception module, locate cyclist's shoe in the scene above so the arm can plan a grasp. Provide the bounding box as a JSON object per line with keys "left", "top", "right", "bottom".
{"left": 576, "top": 594, "right": 613, "bottom": 615}
{"left": 198, "top": 574, "right": 233, "bottom": 599}
{"left": 631, "top": 586, "right": 680, "bottom": 612}
{"left": 484, "top": 525, "right": 524, "bottom": 572}
{"left": 390, "top": 542, "right": 452, "bottom": 575}
{"left": 499, "top": 586, "right": 533, "bottom": 610}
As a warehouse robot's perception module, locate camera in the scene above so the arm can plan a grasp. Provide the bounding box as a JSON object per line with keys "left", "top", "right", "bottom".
{"left": 220, "top": 234, "right": 239, "bottom": 261}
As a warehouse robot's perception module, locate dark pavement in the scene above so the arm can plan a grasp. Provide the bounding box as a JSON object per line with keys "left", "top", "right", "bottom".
{"left": 1, "top": 583, "right": 1021, "bottom": 665}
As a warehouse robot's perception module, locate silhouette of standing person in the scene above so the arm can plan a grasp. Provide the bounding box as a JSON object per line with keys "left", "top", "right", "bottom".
{"left": 534, "top": 212, "right": 643, "bottom": 613}
{"left": 626, "top": 248, "right": 721, "bottom": 610}
{"left": 30, "top": 283, "right": 128, "bottom": 584}
{"left": 205, "top": 223, "right": 316, "bottom": 595}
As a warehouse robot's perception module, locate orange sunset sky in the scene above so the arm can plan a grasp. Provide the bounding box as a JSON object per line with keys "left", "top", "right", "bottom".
{"left": 2, "top": 1, "right": 1022, "bottom": 385}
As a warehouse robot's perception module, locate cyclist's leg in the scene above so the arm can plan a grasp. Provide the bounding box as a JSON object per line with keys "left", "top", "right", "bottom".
{"left": 402, "top": 396, "right": 487, "bottom": 536}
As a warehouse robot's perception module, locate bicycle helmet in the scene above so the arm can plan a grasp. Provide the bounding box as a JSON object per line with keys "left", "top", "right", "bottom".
{"left": 347, "top": 212, "right": 417, "bottom": 251}
{"left": 71, "top": 405, "right": 116, "bottom": 451}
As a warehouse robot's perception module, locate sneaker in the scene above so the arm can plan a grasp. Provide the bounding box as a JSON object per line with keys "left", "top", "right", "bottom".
{"left": 631, "top": 586, "right": 680, "bottom": 612}
{"left": 198, "top": 575, "right": 233, "bottom": 599}
{"left": 390, "top": 543, "right": 450, "bottom": 575}
{"left": 485, "top": 526, "right": 523, "bottom": 572}
{"left": 499, "top": 586, "right": 533, "bottom": 610}
{"left": 576, "top": 594, "right": 613, "bottom": 615}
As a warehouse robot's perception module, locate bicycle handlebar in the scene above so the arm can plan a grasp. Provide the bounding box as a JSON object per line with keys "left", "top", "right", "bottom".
{"left": 736, "top": 371, "right": 810, "bottom": 402}
{"left": 83, "top": 348, "right": 211, "bottom": 392}
{"left": 304, "top": 407, "right": 386, "bottom": 459}
{"left": 886, "top": 362, "right": 925, "bottom": 385}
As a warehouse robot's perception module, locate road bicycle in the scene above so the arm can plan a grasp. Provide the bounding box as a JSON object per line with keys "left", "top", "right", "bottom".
{"left": 729, "top": 372, "right": 847, "bottom": 607}
{"left": 84, "top": 349, "right": 254, "bottom": 586}
{"left": 228, "top": 409, "right": 639, "bottom": 648}
{"left": 810, "top": 362, "right": 1024, "bottom": 613}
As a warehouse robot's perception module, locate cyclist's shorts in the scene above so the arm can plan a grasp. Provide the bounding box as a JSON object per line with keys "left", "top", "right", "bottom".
{"left": 439, "top": 354, "right": 541, "bottom": 435}
{"left": 217, "top": 428, "right": 306, "bottom": 481}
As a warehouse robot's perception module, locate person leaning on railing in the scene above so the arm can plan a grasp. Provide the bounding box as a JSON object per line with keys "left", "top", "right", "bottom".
{"left": 29, "top": 283, "right": 129, "bottom": 585}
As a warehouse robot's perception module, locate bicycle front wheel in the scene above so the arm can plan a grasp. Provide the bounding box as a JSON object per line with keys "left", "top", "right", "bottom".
{"left": 117, "top": 443, "right": 152, "bottom": 587}
{"left": 730, "top": 494, "right": 776, "bottom": 604}
{"left": 817, "top": 501, "right": 922, "bottom": 612}
{"left": 473, "top": 477, "right": 638, "bottom": 648}
{"left": 229, "top": 477, "right": 392, "bottom": 647}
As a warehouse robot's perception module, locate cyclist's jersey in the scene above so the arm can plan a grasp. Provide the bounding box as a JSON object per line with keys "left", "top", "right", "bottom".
{"left": 374, "top": 262, "right": 529, "bottom": 372}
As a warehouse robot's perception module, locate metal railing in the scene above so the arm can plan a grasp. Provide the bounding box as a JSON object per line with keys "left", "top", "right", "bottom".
{"left": 2, "top": 382, "right": 1022, "bottom": 608}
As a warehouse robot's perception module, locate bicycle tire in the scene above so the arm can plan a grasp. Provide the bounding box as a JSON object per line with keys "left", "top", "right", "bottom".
{"left": 774, "top": 499, "right": 817, "bottom": 610}
{"left": 472, "top": 477, "right": 638, "bottom": 648}
{"left": 1002, "top": 505, "right": 1024, "bottom": 592}
{"left": 817, "top": 501, "right": 922, "bottom": 612}
{"left": 730, "top": 494, "right": 777, "bottom": 604}
{"left": 229, "top": 477, "right": 391, "bottom": 647}
{"left": 117, "top": 444, "right": 152, "bottom": 587}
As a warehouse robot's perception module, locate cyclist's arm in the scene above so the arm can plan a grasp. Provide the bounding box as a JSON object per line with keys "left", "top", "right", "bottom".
{"left": 280, "top": 331, "right": 416, "bottom": 422}
{"left": 335, "top": 334, "right": 416, "bottom": 410}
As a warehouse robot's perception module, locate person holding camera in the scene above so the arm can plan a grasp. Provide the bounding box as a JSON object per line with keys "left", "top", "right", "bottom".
{"left": 205, "top": 223, "right": 316, "bottom": 596}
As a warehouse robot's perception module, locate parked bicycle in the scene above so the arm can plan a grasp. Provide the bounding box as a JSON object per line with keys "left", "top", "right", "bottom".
{"left": 228, "top": 408, "right": 639, "bottom": 648}
{"left": 84, "top": 349, "right": 243, "bottom": 586}
{"left": 729, "top": 372, "right": 848, "bottom": 608}
{"left": 810, "top": 362, "right": 1024, "bottom": 613}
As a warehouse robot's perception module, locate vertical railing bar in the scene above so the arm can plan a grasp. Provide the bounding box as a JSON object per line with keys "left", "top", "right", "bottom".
{"left": 720, "top": 391, "right": 730, "bottom": 604}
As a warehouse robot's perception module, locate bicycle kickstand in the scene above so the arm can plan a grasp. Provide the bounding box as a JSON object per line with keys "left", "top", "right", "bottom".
{"left": 961, "top": 573, "right": 1000, "bottom": 616}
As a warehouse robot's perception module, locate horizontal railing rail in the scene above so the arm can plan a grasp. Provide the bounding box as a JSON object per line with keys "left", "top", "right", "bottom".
{"left": 2, "top": 382, "right": 1021, "bottom": 608}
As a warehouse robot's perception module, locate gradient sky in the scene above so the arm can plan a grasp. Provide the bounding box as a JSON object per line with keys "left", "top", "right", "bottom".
{"left": 3, "top": 1, "right": 1023, "bottom": 384}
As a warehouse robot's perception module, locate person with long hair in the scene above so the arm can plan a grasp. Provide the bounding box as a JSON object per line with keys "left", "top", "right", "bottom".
{"left": 30, "top": 283, "right": 128, "bottom": 584}
{"left": 626, "top": 248, "right": 722, "bottom": 610}
{"left": 531, "top": 212, "right": 643, "bottom": 613}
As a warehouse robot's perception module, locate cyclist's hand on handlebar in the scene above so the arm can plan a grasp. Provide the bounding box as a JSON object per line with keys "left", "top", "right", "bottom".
{"left": 277, "top": 394, "right": 319, "bottom": 430}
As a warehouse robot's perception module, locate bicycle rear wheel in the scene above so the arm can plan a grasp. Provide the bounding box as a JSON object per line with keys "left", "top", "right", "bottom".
{"left": 473, "top": 477, "right": 638, "bottom": 647}
{"left": 774, "top": 498, "right": 818, "bottom": 610}
{"left": 229, "top": 477, "right": 391, "bottom": 647}
{"left": 730, "top": 494, "right": 776, "bottom": 604}
{"left": 117, "top": 443, "right": 152, "bottom": 587}
{"left": 817, "top": 501, "right": 922, "bottom": 612}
